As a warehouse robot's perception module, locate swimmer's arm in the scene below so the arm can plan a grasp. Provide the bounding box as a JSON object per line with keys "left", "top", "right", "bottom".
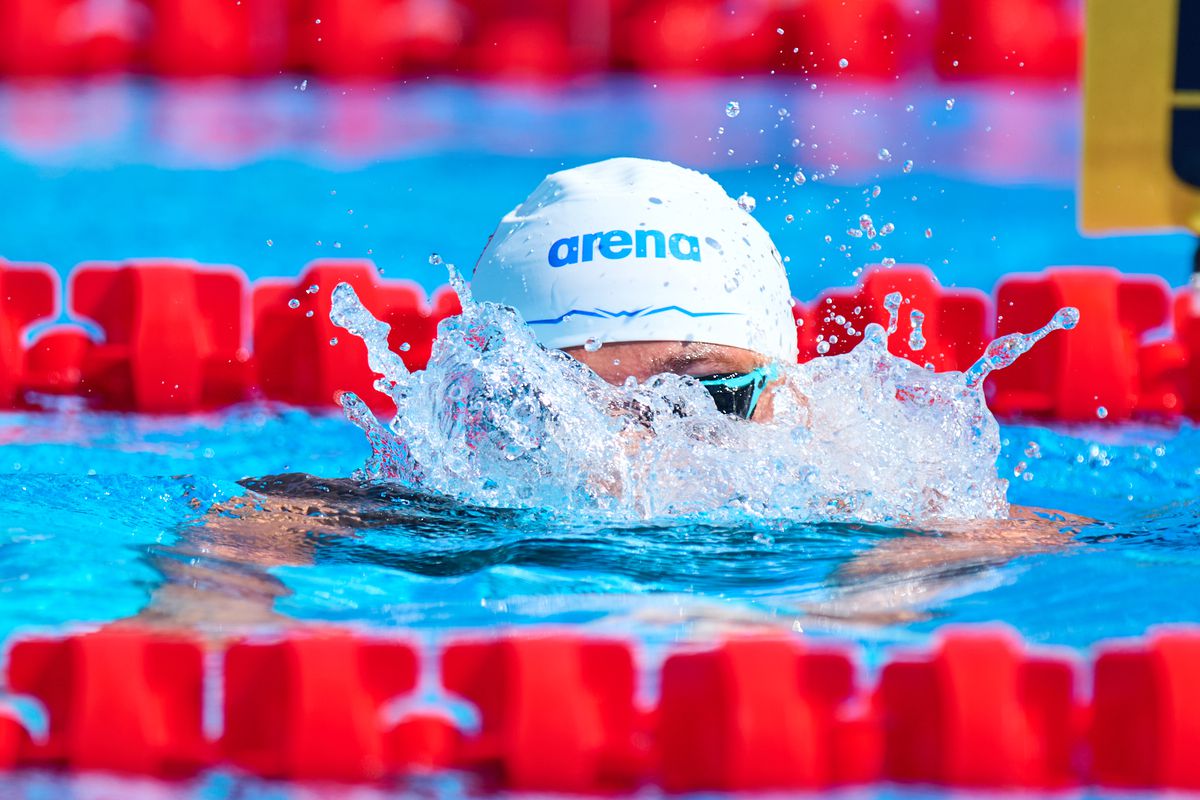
{"left": 801, "top": 505, "right": 1089, "bottom": 627}
{"left": 125, "top": 475, "right": 376, "bottom": 635}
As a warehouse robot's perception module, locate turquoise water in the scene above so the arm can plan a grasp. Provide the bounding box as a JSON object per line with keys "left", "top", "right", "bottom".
{"left": 2, "top": 78, "right": 1199, "bottom": 796}
{"left": 1, "top": 407, "right": 1197, "bottom": 652}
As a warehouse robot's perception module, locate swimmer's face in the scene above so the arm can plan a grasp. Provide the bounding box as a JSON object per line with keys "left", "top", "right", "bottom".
{"left": 562, "top": 340, "right": 778, "bottom": 422}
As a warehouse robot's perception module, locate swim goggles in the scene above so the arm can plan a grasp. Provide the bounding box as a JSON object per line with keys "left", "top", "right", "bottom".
{"left": 695, "top": 364, "right": 778, "bottom": 419}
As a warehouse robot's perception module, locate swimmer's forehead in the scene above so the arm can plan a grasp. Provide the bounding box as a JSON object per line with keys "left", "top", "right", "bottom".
{"left": 569, "top": 340, "right": 764, "bottom": 374}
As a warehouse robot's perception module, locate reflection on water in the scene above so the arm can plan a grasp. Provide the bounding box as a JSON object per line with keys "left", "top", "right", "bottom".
{"left": 132, "top": 471, "right": 1081, "bottom": 641}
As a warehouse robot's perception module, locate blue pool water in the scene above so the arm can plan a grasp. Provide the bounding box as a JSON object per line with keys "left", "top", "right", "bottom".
{"left": 1, "top": 78, "right": 1199, "bottom": 797}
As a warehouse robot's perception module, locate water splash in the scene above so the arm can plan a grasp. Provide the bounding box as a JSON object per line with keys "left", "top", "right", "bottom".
{"left": 330, "top": 282, "right": 409, "bottom": 408}
{"left": 963, "top": 307, "right": 1078, "bottom": 388}
{"left": 328, "top": 279, "right": 1079, "bottom": 525}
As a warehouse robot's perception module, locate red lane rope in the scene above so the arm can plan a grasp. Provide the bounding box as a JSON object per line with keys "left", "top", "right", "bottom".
{"left": 0, "top": 0, "right": 1079, "bottom": 81}
{"left": 0, "top": 257, "right": 1192, "bottom": 421}
{"left": 0, "top": 625, "right": 1196, "bottom": 789}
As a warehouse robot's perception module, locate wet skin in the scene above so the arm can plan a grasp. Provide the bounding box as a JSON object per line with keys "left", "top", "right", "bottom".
{"left": 563, "top": 340, "right": 780, "bottom": 422}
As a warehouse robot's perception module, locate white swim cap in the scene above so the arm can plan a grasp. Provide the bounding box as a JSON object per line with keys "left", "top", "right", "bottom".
{"left": 471, "top": 157, "right": 798, "bottom": 363}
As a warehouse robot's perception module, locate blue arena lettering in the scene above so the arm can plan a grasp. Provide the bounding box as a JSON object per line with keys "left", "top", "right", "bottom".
{"left": 548, "top": 236, "right": 579, "bottom": 267}
{"left": 635, "top": 228, "right": 666, "bottom": 258}
{"left": 668, "top": 232, "right": 701, "bottom": 262}
{"left": 599, "top": 229, "right": 633, "bottom": 259}
{"left": 547, "top": 228, "right": 702, "bottom": 266}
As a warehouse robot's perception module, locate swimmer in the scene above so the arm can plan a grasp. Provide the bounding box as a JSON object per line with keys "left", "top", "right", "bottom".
{"left": 471, "top": 157, "right": 796, "bottom": 422}
{"left": 125, "top": 157, "right": 1087, "bottom": 634}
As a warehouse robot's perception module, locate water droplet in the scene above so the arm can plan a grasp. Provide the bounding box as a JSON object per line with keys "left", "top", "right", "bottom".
{"left": 884, "top": 292, "right": 903, "bottom": 334}
{"left": 776, "top": 27, "right": 785, "bottom": 34}
{"left": 816, "top": 340, "right": 831, "bottom": 355}
{"left": 881, "top": 256, "right": 896, "bottom": 267}
{"left": 429, "top": 253, "right": 443, "bottom": 266}
{"left": 859, "top": 213, "right": 873, "bottom": 229}
{"left": 908, "top": 310, "right": 926, "bottom": 350}
{"left": 725, "top": 100, "right": 741, "bottom": 117}
{"left": 306, "top": 284, "right": 320, "bottom": 294}
{"left": 736, "top": 193, "right": 756, "bottom": 213}
{"left": 1024, "top": 441, "right": 1041, "bottom": 459}
{"left": 905, "top": 104, "right": 915, "bottom": 112}
{"left": 924, "top": 227, "right": 933, "bottom": 238}
{"left": 871, "top": 185, "right": 881, "bottom": 198}
{"left": 583, "top": 337, "right": 603, "bottom": 352}
{"left": 880, "top": 222, "right": 895, "bottom": 235}
{"left": 305, "top": 310, "right": 314, "bottom": 318}
{"left": 791, "top": 138, "right": 801, "bottom": 147}
{"left": 329, "top": 337, "right": 339, "bottom": 346}
{"left": 902, "top": 159, "right": 914, "bottom": 173}
{"left": 265, "top": 239, "right": 274, "bottom": 247}
{"left": 785, "top": 214, "right": 795, "bottom": 223}
{"left": 838, "top": 58, "right": 849, "bottom": 69}
{"left": 846, "top": 228, "right": 863, "bottom": 238}
{"left": 945, "top": 97, "right": 956, "bottom": 110}
{"left": 288, "top": 298, "right": 300, "bottom": 309}
{"left": 399, "top": 342, "right": 411, "bottom": 352}
{"left": 793, "top": 169, "right": 806, "bottom": 185}
{"left": 823, "top": 234, "right": 832, "bottom": 243}
{"left": 299, "top": 79, "right": 308, "bottom": 92}
{"left": 1013, "top": 460, "right": 1027, "bottom": 477}
{"left": 1096, "top": 406, "right": 1109, "bottom": 419}
{"left": 877, "top": 147, "right": 892, "bottom": 162}
{"left": 724, "top": 274, "right": 741, "bottom": 292}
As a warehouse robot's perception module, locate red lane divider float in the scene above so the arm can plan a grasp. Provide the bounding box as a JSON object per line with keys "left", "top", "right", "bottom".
{"left": 0, "top": 0, "right": 139, "bottom": 77}
{"left": 6, "top": 630, "right": 209, "bottom": 775}
{"left": 68, "top": 261, "right": 250, "bottom": 413}
{"left": 989, "top": 268, "right": 1172, "bottom": 423}
{"left": 933, "top": 0, "right": 1080, "bottom": 81}
{"left": 657, "top": 638, "right": 875, "bottom": 790}
{"left": 877, "top": 629, "right": 1079, "bottom": 788}
{"left": 0, "top": 259, "right": 57, "bottom": 409}
{"left": 0, "top": 0, "right": 1080, "bottom": 81}
{"left": 1168, "top": 290, "right": 1200, "bottom": 420}
{"left": 253, "top": 259, "right": 459, "bottom": 412}
{"left": 223, "top": 630, "right": 422, "bottom": 780}
{"left": 148, "top": 0, "right": 290, "bottom": 77}
{"left": 797, "top": 265, "right": 991, "bottom": 371}
{"left": 0, "top": 626, "right": 1197, "bottom": 789}
{"left": 443, "top": 636, "right": 644, "bottom": 791}
{"left": 1, "top": 259, "right": 1198, "bottom": 421}
{"left": 1091, "top": 631, "right": 1200, "bottom": 789}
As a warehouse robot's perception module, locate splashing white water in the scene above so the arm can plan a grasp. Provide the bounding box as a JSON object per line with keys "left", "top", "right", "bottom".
{"left": 329, "top": 280, "right": 1077, "bottom": 524}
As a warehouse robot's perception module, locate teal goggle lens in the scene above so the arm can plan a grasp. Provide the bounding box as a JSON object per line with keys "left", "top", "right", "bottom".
{"left": 696, "top": 365, "right": 776, "bottom": 419}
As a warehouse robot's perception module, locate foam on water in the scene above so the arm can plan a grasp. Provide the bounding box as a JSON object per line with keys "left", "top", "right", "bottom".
{"left": 330, "top": 278, "right": 1077, "bottom": 525}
